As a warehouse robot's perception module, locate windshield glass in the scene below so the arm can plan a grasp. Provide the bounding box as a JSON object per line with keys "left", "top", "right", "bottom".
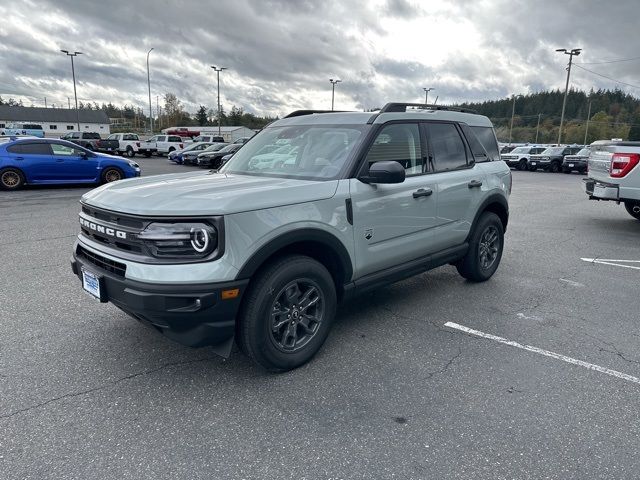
{"left": 510, "top": 147, "right": 530, "bottom": 154}
{"left": 576, "top": 148, "right": 590, "bottom": 156}
{"left": 543, "top": 147, "right": 564, "bottom": 155}
{"left": 221, "top": 124, "right": 366, "bottom": 180}
{"left": 201, "top": 143, "right": 226, "bottom": 153}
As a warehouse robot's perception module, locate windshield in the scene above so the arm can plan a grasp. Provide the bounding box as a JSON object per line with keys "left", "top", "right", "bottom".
{"left": 542, "top": 147, "right": 564, "bottom": 155}
{"left": 576, "top": 148, "right": 590, "bottom": 156}
{"left": 221, "top": 124, "right": 365, "bottom": 180}
{"left": 510, "top": 147, "right": 530, "bottom": 154}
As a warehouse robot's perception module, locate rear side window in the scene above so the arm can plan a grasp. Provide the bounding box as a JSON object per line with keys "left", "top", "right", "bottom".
{"left": 428, "top": 123, "right": 468, "bottom": 171}
{"left": 123, "top": 134, "right": 138, "bottom": 141}
{"left": 470, "top": 126, "right": 500, "bottom": 161}
{"left": 8, "top": 143, "right": 51, "bottom": 155}
{"left": 169, "top": 136, "right": 182, "bottom": 142}
{"left": 460, "top": 124, "right": 489, "bottom": 162}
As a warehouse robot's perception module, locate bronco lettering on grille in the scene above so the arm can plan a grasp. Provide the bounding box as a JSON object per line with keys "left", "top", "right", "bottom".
{"left": 79, "top": 217, "right": 127, "bottom": 239}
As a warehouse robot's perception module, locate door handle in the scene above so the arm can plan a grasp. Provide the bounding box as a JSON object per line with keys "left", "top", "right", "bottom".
{"left": 14, "top": 156, "right": 24, "bottom": 161}
{"left": 413, "top": 188, "right": 433, "bottom": 198}
{"left": 468, "top": 180, "right": 483, "bottom": 188}
{"left": 56, "top": 159, "right": 64, "bottom": 162}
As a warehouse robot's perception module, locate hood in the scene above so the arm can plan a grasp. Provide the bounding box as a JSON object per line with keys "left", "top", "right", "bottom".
{"left": 81, "top": 171, "right": 339, "bottom": 216}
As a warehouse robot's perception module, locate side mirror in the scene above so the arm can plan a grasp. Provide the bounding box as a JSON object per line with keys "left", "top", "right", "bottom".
{"left": 360, "top": 161, "right": 405, "bottom": 184}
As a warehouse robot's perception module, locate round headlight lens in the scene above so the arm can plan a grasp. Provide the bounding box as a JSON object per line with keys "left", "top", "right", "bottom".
{"left": 190, "top": 227, "right": 210, "bottom": 253}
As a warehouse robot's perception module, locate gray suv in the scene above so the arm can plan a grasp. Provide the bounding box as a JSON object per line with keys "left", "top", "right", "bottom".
{"left": 71, "top": 103, "right": 511, "bottom": 371}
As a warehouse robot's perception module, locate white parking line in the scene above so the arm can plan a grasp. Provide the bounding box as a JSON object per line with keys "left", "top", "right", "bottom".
{"left": 581, "top": 258, "right": 640, "bottom": 270}
{"left": 444, "top": 322, "right": 640, "bottom": 386}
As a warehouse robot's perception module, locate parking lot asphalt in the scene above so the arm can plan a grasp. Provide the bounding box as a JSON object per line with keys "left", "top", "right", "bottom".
{"left": 2, "top": 159, "right": 640, "bottom": 479}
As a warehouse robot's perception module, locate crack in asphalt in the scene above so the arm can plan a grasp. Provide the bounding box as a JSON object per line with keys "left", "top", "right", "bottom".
{"left": 422, "top": 347, "right": 463, "bottom": 380}
{"left": 0, "top": 355, "right": 219, "bottom": 420}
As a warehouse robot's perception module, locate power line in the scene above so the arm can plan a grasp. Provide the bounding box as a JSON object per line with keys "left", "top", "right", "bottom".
{"left": 578, "top": 56, "right": 640, "bottom": 65}
{"left": 573, "top": 64, "right": 640, "bottom": 90}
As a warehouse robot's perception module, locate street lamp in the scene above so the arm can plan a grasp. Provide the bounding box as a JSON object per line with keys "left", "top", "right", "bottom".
{"left": 509, "top": 94, "right": 523, "bottom": 145}
{"left": 329, "top": 78, "right": 341, "bottom": 111}
{"left": 147, "top": 48, "right": 154, "bottom": 133}
{"left": 211, "top": 66, "right": 227, "bottom": 136}
{"left": 423, "top": 87, "right": 434, "bottom": 104}
{"left": 60, "top": 50, "right": 82, "bottom": 130}
{"left": 556, "top": 47, "right": 582, "bottom": 144}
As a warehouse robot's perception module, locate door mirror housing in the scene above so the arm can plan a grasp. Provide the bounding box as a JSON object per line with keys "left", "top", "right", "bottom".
{"left": 360, "top": 161, "right": 405, "bottom": 184}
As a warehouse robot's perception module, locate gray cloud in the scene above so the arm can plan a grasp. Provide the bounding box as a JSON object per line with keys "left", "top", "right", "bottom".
{"left": 1, "top": 0, "right": 638, "bottom": 117}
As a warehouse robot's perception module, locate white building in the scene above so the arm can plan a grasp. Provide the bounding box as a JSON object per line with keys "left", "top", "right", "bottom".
{"left": 0, "top": 106, "right": 111, "bottom": 137}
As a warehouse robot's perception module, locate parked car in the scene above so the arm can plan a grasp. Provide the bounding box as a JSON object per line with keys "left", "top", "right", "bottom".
{"left": 583, "top": 140, "right": 640, "bottom": 220}
{"left": 233, "top": 137, "right": 253, "bottom": 144}
{"left": 106, "top": 133, "right": 141, "bottom": 157}
{"left": 61, "top": 132, "right": 120, "bottom": 154}
{"left": 70, "top": 102, "right": 510, "bottom": 371}
{"left": 191, "top": 135, "right": 225, "bottom": 143}
{"left": 0, "top": 138, "right": 140, "bottom": 190}
{"left": 138, "top": 135, "right": 185, "bottom": 157}
{"left": 501, "top": 145, "right": 547, "bottom": 171}
{"left": 169, "top": 142, "right": 218, "bottom": 164}
{"left": 562, "top": 147, "right": 590, "bottom": 174}
{"left": 181, "top": 143, "right": 227, "bottom": 165}
{"left": 196, "top": 143, "right": 243, "bottom": 168}
{"left": 1, "top": 123, "right": 45, "bottom": 138}
{"left": 529, "top": 145, "right": 583, "bottom": 172}
{"left": 165, "top": 127, "right": 200, "bottom": 138}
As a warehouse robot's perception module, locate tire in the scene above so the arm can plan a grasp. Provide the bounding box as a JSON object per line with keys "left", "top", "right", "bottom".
{"left": 125, "top": 146, "right": 135, "bottom": 157}
{"left": 624, "top": 201, "right": 640, "bottom": 221}
{"left": 237, "top": 255, "right": 337, "bottom": 372}
{"left": 456, "top": 212, "right": 504, "bottom": 282}
{"left": 550, "top": 161, "right": 561, "bottom": 173}
{"left": 518, "top": 159, "right": 527, "bottom": 171}
{"left": 168, "top": 147, "right": 176, "bottom": 153}
{"left": 528, "top": 165, "right": 537, "bottom": 172}
{"left": 101, "top": 167, "right": 123, "bottom": 184}
{"left": 144, "top": 152, "right": 152, "bottom": 158}
{"left": 0, "top": 167, "right": 25, "bottom": 190}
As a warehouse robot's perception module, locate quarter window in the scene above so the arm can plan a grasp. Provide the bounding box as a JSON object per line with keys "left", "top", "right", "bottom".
{"left": 365, "top": 123, "right": 423, "bottom": 175}
{"left": 429, "top": 123, "right": 468, "bottom": 171}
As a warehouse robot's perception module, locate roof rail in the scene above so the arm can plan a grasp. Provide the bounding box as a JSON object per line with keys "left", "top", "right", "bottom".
{"left": 378, "top": 103, "right": 478, "bottom": 114}
{"left": 283, "top": 109, "right": 348, "bottom": 118}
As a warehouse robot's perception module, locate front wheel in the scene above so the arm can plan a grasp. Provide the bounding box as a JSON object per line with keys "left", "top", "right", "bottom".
{"left": 518, "top": 159, "right": 527, "bottom": 171}
{"left": 237, "top": 255, "right": 337, "bottom": 372}
{"left": 0, "top": 168, "right": 25, "bottom": 190}
{"left": 456, "top": 212, "right": 504, "bottom": 282}
{"left": 550, "top": 161, "right": 561, "bottom": 173}
{"left": 624, "top": 201, "right": 640, "bottom": 220}
{"left": 101, "top": 167, "right": 123, "bottom": 184}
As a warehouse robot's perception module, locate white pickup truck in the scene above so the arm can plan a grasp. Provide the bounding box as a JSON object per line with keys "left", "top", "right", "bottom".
{"left": 138, "top": 135, "right": 185, "bottom": 157}
{"left": 583, "top": 140, "right": 640, "bottom": 220}
{"left": 106, "top": 133, "right": 141, "bottom": 157}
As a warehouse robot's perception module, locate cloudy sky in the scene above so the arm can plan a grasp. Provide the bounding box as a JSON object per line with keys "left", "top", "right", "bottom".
{"left": 1, "top": 0, "right": 639, "bottom": 117}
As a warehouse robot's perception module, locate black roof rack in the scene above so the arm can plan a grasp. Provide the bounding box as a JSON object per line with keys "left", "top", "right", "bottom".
{"left": 284, "top": 109, "right": 349, "bottom": 118}
{"left": 378, "top": 103, "right": 478, "bottom": 114}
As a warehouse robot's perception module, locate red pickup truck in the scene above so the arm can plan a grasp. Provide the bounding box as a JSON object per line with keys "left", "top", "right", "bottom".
{"left": 165, "top": 127, "right": 200, "bottom": 138}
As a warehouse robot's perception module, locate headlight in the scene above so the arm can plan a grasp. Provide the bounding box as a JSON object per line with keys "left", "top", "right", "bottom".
{"left": 138, "top": 222, "right": 218, "bottom": 258}
{"left": 128, "top": 161, "right": 140, "bottom": 168}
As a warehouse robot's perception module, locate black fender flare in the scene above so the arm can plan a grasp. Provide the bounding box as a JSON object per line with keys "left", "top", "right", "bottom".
{"left": 236, "top": 228, "right": 353, "bottom": 283}
{"left": 467, "top": 193, "right": 509, "bottom": 240}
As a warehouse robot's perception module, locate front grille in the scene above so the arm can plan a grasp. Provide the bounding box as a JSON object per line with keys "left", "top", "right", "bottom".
{"left": 77, "top": 245, "right": 127, "bottom": 277}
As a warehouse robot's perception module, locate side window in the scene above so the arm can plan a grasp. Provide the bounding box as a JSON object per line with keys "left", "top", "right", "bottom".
{"left": 51, "top": 144, "right": 83, "bottom": 156}
{"left": 19, "top": 143, "right": 51, "bottom": 155}
{"left": 7, "top": 144, "right": 23, "bottom": 154}
{"left": 364, "top": 123, "right": 423, "bottom": 175}
{"left": 429, "top": 123, "right": 468, "bottom": 171}
{"left": 71, "top": 132, "right": 81, "bottom": 139}
{"left": 157, "top": 136, "right": 167, "bottom": 142}
{"left": 460, "top": 124, "right": 488, "bottom": 162}
{"left": 470, "top": 126, "right": 500, "bottom": 161}
{"left": 169, "top": 136, "right": 181, "bottom": 142}
{"left": 107, "top": 134, "right": 117, "bottom": 140}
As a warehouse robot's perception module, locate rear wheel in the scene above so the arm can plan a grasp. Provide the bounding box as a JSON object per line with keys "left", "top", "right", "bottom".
{"left": 456, "top": 212, "right": 504, "bottom": 282}
{"left": 624, "top": 201, "right": 640, "bottom": 220}
{"left": 101, "top": 167, "right": 123, "bottom": 184}
{"left": 126, "top": 146, "right": 135, "bottom": 157}
{"left": 237, "top": 255, "right": 337, "bottom": 372}
{"left": 0, "top": 168, "right": 25, "bottom": 190}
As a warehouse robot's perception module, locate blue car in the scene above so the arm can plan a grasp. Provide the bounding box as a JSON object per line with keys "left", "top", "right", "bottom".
{"left": 0, "top": 137, "right": 141, "bottom": 190}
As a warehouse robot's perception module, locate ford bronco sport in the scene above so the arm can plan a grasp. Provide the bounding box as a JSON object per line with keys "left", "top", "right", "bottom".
{"left": 71, "top": 103, "right": 511, "bottom": 371}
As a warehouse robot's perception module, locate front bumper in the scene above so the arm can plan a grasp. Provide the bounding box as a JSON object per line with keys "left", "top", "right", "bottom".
{"left": 71, "top": 251, "right": 248, "bottom": 349}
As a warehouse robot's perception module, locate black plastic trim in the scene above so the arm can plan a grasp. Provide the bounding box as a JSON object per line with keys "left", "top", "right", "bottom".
{"left": 467, "top": 194, "right": 509, "bottom": 238}
{"left": 236, "top": 228, "right": 353, "bottom": 282}
{"left": 345, "top": 198, "right": 353, "bottom": 225}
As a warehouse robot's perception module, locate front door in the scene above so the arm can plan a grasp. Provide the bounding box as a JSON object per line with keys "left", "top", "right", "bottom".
{"left": 50, "top": 143, "right": 98, "bottom": 181}
{"left": 349, "top": 122, "right": 438, "bottom": 278}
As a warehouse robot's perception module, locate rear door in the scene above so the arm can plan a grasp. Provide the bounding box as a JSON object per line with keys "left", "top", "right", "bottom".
{"left": 425, "top": 122, "right": 486, "bottom": 252}
{"left": 6, "top": 142, "right": 54, "bottom": 182}
{"left": 349, "top": 122, "right": 439, "bottom": 277}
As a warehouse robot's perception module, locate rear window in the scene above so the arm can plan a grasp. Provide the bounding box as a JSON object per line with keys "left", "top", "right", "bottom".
{"left": 470, "top": 126, "right": 499, "bottom": 161}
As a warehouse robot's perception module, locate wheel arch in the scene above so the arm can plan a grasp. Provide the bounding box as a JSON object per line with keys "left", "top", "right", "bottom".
{"left": 237, "top": 229, "right": 353, "bottom": 299}
{"left": 468, "top": 194, "right": 509, "bottom": 238}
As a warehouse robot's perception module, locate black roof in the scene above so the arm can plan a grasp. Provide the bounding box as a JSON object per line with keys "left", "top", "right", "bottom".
{"left": 0, "top": 105, "right": 109, "bottom": 124}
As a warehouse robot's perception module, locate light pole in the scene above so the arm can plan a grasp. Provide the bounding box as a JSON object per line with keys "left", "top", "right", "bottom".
{"left": 60, "top": 50, "right": 82, "bottom": 130}
{"left": 211, "top": 66, "right": 227, "bottom": 136}
{"left": 329, "top": 78, "right": 341, "bottom": 111}
{"left": 584, "top": 98, "right": 592, "bottom": 145}
{"left": 556, "top": 47, "right": 582, "bottom": 144}
{"left": 509, "top": 95, "right": 523, "bottom": 145}
{"left": 147, "top": 48, "right": 154, "bottom": 133}
{"left": 535, "top": 113, "right": 542, "bottom": 143}
{"left": 423, "top": 87, "right": 434, "bottom": 104}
